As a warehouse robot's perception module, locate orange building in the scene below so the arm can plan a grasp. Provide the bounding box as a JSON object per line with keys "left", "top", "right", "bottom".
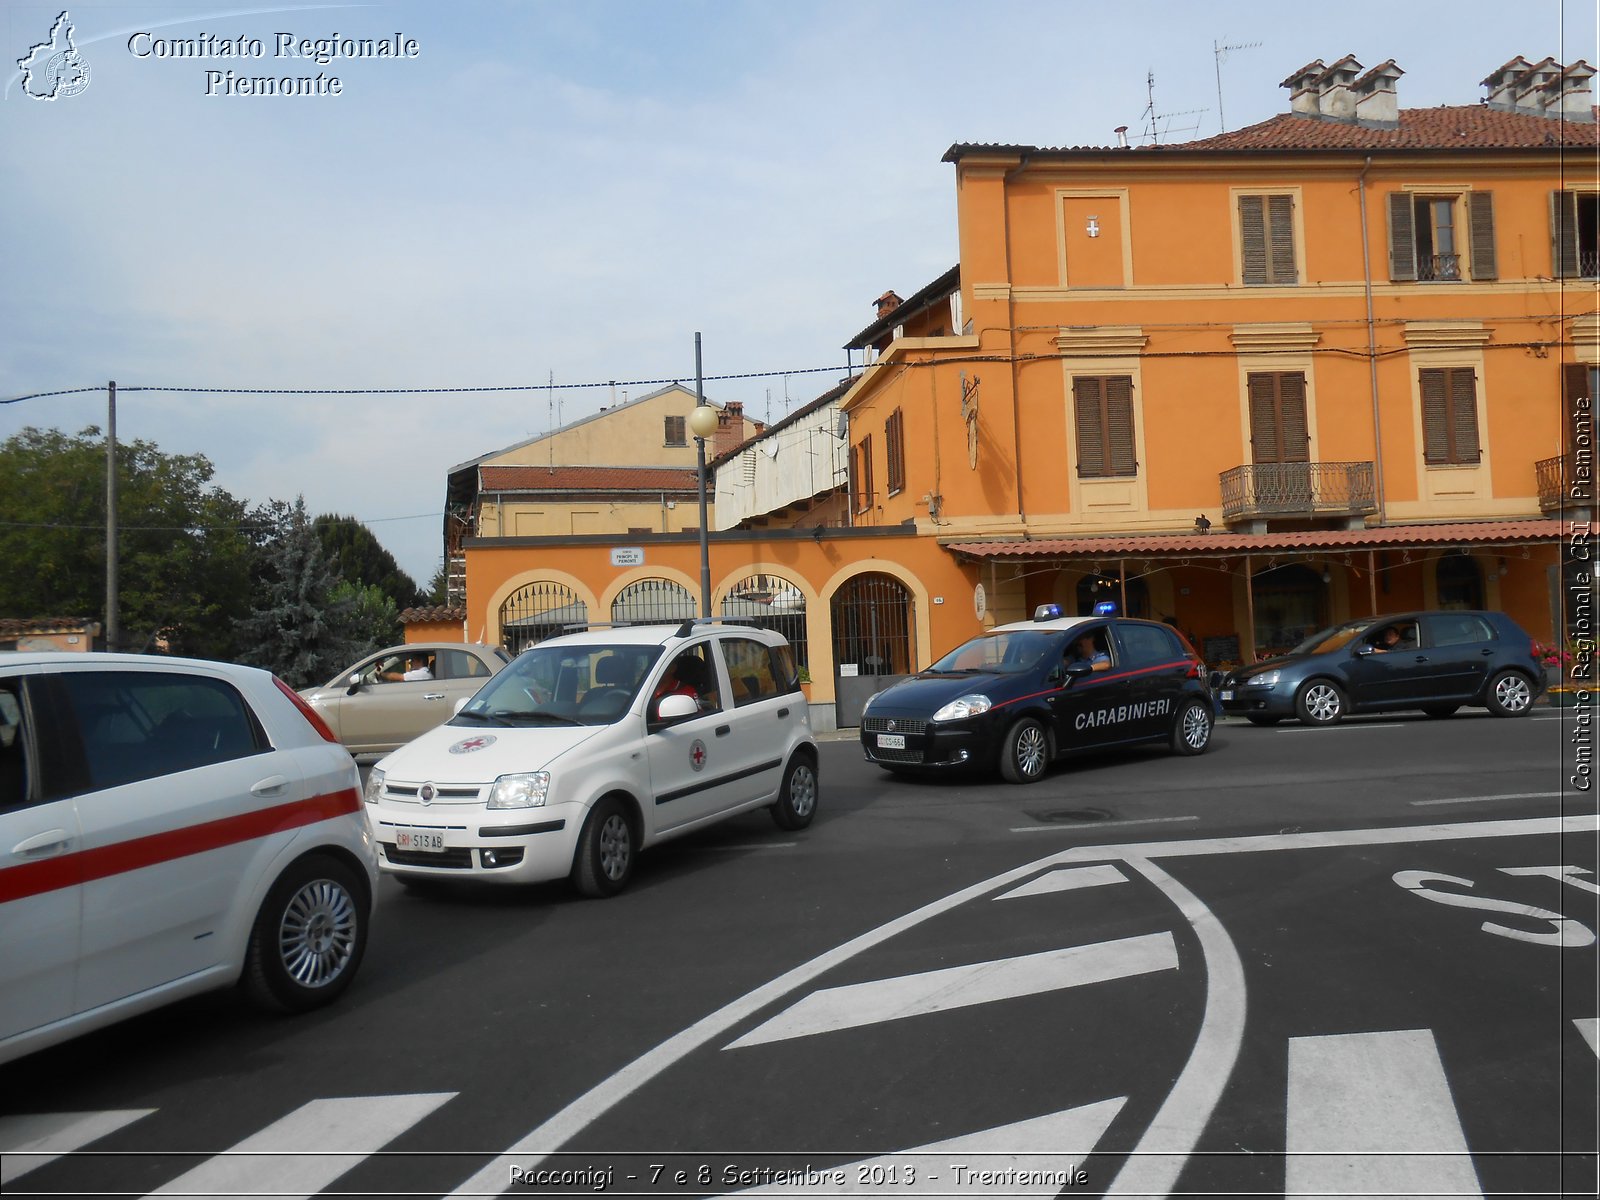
{"left": 458, "top": 55, "right": 1597, "bottom": 730}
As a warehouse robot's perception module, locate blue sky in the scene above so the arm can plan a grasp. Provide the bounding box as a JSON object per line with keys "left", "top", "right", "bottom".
{"left": 4, "top": 0, "right": 1598, "bottom": 588}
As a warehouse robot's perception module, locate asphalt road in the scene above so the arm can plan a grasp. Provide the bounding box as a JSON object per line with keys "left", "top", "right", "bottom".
{"left": 3, "top": 709, "right": 1595, "bottom": 1198}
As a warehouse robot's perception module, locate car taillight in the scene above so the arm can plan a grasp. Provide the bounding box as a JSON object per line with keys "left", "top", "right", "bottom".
{"left": 274, "top": 676, "right": 340, "bottom": 743}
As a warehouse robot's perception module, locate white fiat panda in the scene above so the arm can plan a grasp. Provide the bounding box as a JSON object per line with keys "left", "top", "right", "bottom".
{"left": 364, "top": 620, "right": 818, "bottom": 897}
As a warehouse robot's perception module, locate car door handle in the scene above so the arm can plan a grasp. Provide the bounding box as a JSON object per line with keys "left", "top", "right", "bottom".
{"left": 777, "top": 707, "right": 789, "bottom": 718}
{"left": 251, "top": 775, "right": 290, "bottom": 797}
{"left": 1481, "top": 649, "right": 1495, "bottom": 656}
{"left": 423, "top": 692, "right": 446, "bottom": 700}
{"left": 12, "top": 829, "right": 72, "bottom": 858}
{"left": 715, "top": 725, "right": 731, "bottom": 737}
{"left": 1413, "top": 655, "right": 1428, "bottom": 662}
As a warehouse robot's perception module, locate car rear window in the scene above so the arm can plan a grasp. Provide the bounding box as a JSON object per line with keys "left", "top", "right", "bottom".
{"left": 1117, "top": 623, "right": 1183, "bottom": 666}
{"left": 1424, "top": 614, "right": 1496, "bottom": 647}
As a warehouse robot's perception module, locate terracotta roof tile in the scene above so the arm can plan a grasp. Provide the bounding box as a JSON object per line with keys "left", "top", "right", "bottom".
{"left": 1180, "top": 104, "right": 1599, "bottom": 151}
{"left": 0, "top": 616, "right": 99, "bottom": 638}
{"left": 480, "top": 465, "right": 698, "bottom": 492}
{"left": 946, "top": 519, "right": 1565, "bottom": 560}
{"left": 398, "top": 606, "right": 465, "bottom": 624}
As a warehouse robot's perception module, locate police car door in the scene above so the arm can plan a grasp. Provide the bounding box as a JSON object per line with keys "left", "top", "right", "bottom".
{"left": 1110, "top": 622, "right": 1189, "bottom": 742}
{"left": 1048, "top": 624, "right": 1120, "bottom": 751}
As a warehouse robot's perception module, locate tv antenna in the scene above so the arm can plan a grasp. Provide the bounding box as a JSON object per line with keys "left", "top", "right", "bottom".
{"left": 1139, "top": 70, "right": 1206, "bottom": 145}
{"left": 1214, "top": 39, "right": 1262, "bottom": 133}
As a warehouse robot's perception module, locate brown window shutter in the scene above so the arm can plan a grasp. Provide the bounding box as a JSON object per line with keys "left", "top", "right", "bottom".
{"left": 1247, "top": 373, "right": 1281, "bottom": 463}
{"left": 1105, "top": 377, "right": 1136, "bottom": 475}
{"left": 1239, "top": 195, "right": 1268, "bottom": 285}
{"left": 1552, "top": 190, "right": 1580, "bottom": 278}
{"left": 1468, "top": 192, "right": 1497, "bottom": 281}
{"left": 1278, "top": 372, "right": 1310, "bottom": 461}
{"left": 1448, "top": 369, "right": 1480, "bottom": 463}
{"left": 861, "top": 435, "right": 873, "bottom": 508}
{"left": 1420, "top": 369, "right": 1451, "bottom": 463}
{"left": 1074, "top": 377, "right": 1106, "bottom": 477}
{"left": 1267, "top": 195, "right": 1298, "bottom": 284}
{"left": 1388, "top": 192, "right": 1417, "bottom": 281}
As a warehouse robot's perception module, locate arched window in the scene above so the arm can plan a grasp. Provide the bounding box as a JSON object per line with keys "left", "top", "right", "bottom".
{"left": 1075, "top": 571, "right": 1149, "bottom": 618}
{"left": 611, "top": 578, "right": 695, "bottom": 625}
{"left": 1252, "top": 564, "right": 1326, "bottom": 658}
{"left": 721, "top": 573, "right": 808, "bottom": 670}
{"left": 830, "top": 573, "right": 914, "bottom": 678}
{"left": 500, "top": 582, "right": 587, "bottom": 654}
{"left": 1436, "top": 552, "right": 1484, "bottom": 611}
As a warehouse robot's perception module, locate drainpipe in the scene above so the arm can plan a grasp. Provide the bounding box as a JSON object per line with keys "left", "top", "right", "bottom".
{"left": 1358, "top": 155, "right": 1387, "bottom": 523}
{"left": 1002, "top": 156, "right": 1030, "bottom": 526}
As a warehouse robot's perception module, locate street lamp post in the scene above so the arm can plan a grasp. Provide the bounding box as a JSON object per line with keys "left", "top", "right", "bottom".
{"left": 688, "top": 334, "right": 719, "bottom": 618}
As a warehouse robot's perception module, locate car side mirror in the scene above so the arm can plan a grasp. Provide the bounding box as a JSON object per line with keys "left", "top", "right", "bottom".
{"left": 345, "top": 673, "right": 362, "bottom": 694}
{"left": 1354, "top": 644, "right": 1376, "bottom": 657}
{"left": 1064, "top": 661, "right": 1094, "bottom": 679}
{"left": 453, "top": 697, "right": 470, "bottom": 715}
{"left": 655, "top": 694, "right": 699, "bottom": 723}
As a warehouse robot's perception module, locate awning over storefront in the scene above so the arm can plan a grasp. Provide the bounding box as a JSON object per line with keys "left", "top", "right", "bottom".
{"left": 944, "top": 519, "right": 1566, "bottom": 562}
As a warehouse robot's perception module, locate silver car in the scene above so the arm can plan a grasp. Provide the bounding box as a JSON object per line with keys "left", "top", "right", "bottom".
{"left": 300, "top": 642, "right": 510, "bottom": 755}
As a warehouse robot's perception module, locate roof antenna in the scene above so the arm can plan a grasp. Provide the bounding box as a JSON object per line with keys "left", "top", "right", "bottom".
{"left": 1214, "top": 38, "right": 1262, "bottom": 133}
{"left": 1139, "top": 69, "right": 1207, "bottom": 145}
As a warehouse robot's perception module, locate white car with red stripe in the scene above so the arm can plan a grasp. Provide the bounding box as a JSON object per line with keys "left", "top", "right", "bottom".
{"left": 365, "top": 620, "right": 818, "bottom": 896}
{"left": 0, "top": 653, "right": 378, "bottom": 1067}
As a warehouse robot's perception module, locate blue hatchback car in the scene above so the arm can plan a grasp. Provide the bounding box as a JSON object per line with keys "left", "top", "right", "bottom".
{"left": 1216, "top": 610, "right": 1543, "bottom": 726}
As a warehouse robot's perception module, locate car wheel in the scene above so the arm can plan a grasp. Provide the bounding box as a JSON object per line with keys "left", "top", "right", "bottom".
{"left": 571, "top": 796, "right": 635, "bottom": 898}
{"left": 770, "top": 753, "right": 818, "bottom": 830}
{"left": 1171, "top": 698, "right": 1213, "bottom": 755}
{"left": 243, "top": 854, "right": 369, "bottom": 1013}
{"left": 1485, "top": 670, "right": 1534, "bottom": 717}
{"left": 1422, "top": 705, "right": 1461, "bottom": 718}
{"left": 1295, "top": 680, "right": 1346, "bottom": 726}
{"left": 1245, "top": 714, "right": 1282, "bottom": 727}
{"left": 998, "top": 717, "right": 1050, "bottom": 784}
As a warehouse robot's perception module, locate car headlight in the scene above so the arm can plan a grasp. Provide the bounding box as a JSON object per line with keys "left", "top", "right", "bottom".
{"left": 1253, "top": 670, "right": 1282, "bottom": 687}
{"left": 932, "top": 694, "right": 992, "bottom": 722}
{"left": 363, "top": 767, "right": 385, "bottom": 805}
{"left": 488, "top": 771, "right": 551, "bottom": 809}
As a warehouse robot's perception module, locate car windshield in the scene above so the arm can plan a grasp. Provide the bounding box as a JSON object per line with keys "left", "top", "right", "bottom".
{"left": 452, "top": 643, "right": 663, "bottom": 727}
{"left": 1288, "top": 620, "right": 1373, "bottom": 656}
{"left": 926, "top": 630, "right": 1061, "bottom": 675}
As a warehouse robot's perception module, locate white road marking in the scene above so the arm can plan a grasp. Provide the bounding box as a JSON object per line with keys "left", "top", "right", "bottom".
{"left": 1011, "top": 815, "right": 1198, "bottom": 834}
{"left": 1411, "top": 791, "right": 1566, "bottom": 806}
{"left": 0, "top": 1109, "right": 154, "bottom": 1185}
{"left": 1276, "top": 723, "right": 1407, "bottom": 732}
{"left": 1576, "top": 1018, "right": 1600, "bottom": 1057}
{"left": 1104, "top": 857, "right": 1246, "bottom": 1199}
{"left": 995, "top": 863, "right": 1128, "bottom": 900}
{"left": 146, "top": 1093, "right": 454, "bottom": 1200}
{"left": 1285, "top": 1029, "right": 1483, "bottom": 1199}
{"left": 717, "top": 1097, "right": 1126, "bottom": 1195}
{"left": 449, "top": 814, "right": 1598, "bottom": 1198}
{"left": 726, "top": 933, "right": 1178, "bottom": 1049}
{"left": 701, "top": 843, "right": 798, "bottom": 851}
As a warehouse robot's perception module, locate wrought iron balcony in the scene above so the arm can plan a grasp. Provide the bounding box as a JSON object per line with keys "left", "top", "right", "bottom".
{"left": 1536, "top": 454, "right": 1595, "bottom": 513}
{"left": 1220, "top": 461, "right": 1378, "bottom": 523}
{"left": 1417, "top": 253, "right": 1461, "bottom": 281}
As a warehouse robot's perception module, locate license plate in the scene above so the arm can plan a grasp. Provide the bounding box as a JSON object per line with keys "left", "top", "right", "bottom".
{"left": 877, "top": 733, "right": 906, "bottom": 749}
{"left": 395, "top": 829, "right": 444, "bottom": 853}
{"left": 1219, "top": 690, "right": 1234, "bottom": 702}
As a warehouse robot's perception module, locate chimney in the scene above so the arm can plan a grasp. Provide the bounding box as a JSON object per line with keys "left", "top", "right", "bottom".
{"left": 1353, "top": 59, "right": 1403, "bottom": 127}
{"left": 1281, "top": 59, "right": 1327, "bottom": 116}
{"left": 1114, "top": 124, "right": 1129, "bottom": 148}
{"left": 714, "top": 401, "right": 744, "bottom": 459}
{"left": 1482, "top": 56, "right": 1534, "bottom": 110}
{"left": 1545, "top": 60, "right": 1596, "bottom": 120}
{"left": 1512, "top": 57, "right": 1562, "bottom": 115}
{"left": 1314, "top": 55, "right": 1362, "bottom": 120}
{"left": 874, "top": 290, "right": 903, "bottom": 319}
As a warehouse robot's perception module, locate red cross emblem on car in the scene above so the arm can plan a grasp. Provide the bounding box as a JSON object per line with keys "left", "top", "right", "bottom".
{"left": 690, "top": 739, "right": 708, "bottom": 771}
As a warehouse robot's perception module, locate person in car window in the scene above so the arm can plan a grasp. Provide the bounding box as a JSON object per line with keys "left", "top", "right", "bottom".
{"left": 652, "top": 657, "right": 702, "bottom": 714}
{"left": 379, "top": 654, "right": 433, "bottom": 682}
{"left": 1370, "top": 626, "right": 1406, "bottom": 653}
{"left": 1066, "top": 633, "right": 1111, "bottom": 673}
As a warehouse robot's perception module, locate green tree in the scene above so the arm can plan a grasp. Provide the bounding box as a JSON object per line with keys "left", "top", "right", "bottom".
{"left": 426, "top": 564, "right": 450, "bottom": 605}
{"left": 0, "top": 426, "right": 256, "bottom": 658}
{"left": 330, "top": 578, "right": 401, "bottom": 650}
{"left": 314, "top": 514, "right": 424, "bottom": 607}
{"left": 235, "top": 498, "right": 358, "bottom": 687}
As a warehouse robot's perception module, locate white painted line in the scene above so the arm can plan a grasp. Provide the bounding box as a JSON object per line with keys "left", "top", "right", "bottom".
{"left": 1276, "top": 723, "right": 1407, "bottom": 732}
{"left": 1411, "top": 791, "right": 1565, "bottom": 807}
{"left": 1011, "top": 815, "right": 1199, "bottom": 834}
{"left": 147, "top": 1093, "right": 455, "bottom": 1200}
{"left": 448, "top": 813, "right": 1598, "bottom": 1198}
{"left": 1576, "top": 1018, "right": 1600, "bottom": 1057}
{"left": 995, "top": 863, "right": 1128, "bottom": 900}
{"left": 717, "top": 1098, "right": 1126, "bottom": 1195}
{"left": 1285, "top": 1029, "right": 1483, "bottom": 1199}
{"left": 1105, "top": 857, "right": 1246, "bottom": 1199}
{"left": 726, "top": 932, "right": 1178, "bottom": 1049}
{"left": 0, "top": 1110, "right": 154, "bottom": 1185}
{"left": 701, "top": 843, "right": 797, "bottom": 851}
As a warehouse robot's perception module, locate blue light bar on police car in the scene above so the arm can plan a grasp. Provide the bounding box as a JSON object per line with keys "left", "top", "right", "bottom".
{"left": 1033, "top": 603, "right": 1062, "bottom": 621}
{"left": 1093, "top": 600, "right": 1119, "bottom": 616}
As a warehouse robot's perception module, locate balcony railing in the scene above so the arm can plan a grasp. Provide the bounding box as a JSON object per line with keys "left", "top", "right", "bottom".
{"left": 1536, "top": 454, "right": 1595, "bottom": 513}
{"left": 1220, "top": 461, "right": 1378, "bottom": 522}
{"left": 1417, "top": 253, "right": 1461, "bottom": 282}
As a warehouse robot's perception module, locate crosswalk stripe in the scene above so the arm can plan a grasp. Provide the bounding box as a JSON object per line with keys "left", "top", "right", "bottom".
{"left": 144, "top": 1092, "right": 455, "bottom": 1200}
{"left": 1285, "top": 1029, "right": 1482, "bottom": 1200}
{"left": 0, "top": 1109, "right": 155, "bottom": 1185}
{"left": 1576, "top": 1018, "right": 1599, "bottom": 1056}
{"left": 725, "top": 932, "right": 1178, "bottom": 1049}
{"left": 717, "top": 1097, "right": 1126, "bottom": 1195}
{"left": 995, "top": 864, "right": 1129, "bottom": 900}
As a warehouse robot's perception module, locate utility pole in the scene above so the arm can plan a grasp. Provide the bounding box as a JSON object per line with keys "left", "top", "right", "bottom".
{"left": 693, "top": 334, "right": 712, "bottom": 617}
{"left": 105, "top": 380, "right": 118, "bottom": 653}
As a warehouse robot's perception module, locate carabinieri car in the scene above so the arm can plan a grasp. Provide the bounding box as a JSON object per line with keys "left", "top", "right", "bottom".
{"left": 860, "top": 606, "right": 1215, "bottom": 783}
